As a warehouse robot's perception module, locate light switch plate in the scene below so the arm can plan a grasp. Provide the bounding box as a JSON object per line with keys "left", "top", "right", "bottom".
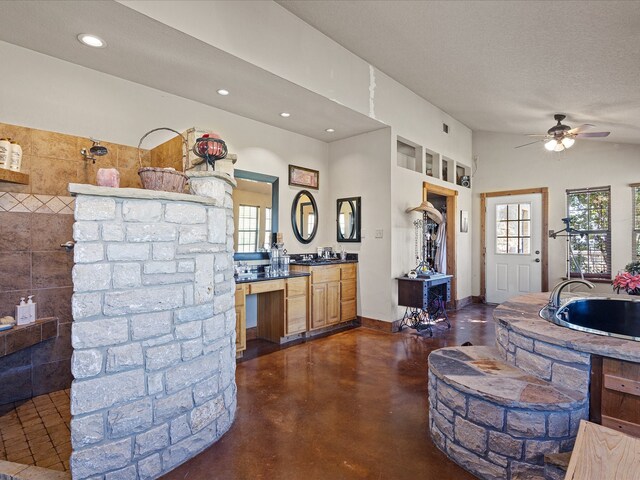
{"left": 375, "top": 229, "right": 383, "bottom": 239}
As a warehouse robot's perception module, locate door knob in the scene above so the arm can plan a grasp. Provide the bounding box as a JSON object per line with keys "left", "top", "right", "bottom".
{"left": 535, "top": 250, "right": 540, "bottom": 255}
{"left": 534, "top": 258, "right": 540, "bottom": 263}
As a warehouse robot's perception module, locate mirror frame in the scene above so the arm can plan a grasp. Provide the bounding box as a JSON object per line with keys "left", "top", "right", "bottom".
{"left": 336, "top": 196, "right": 361, "bottom": 243}
{"left": 291, "top": 190, "right": 318, "bottom": 244}
{"left": 233, "top": 169, "right": 279, "bottom": 261}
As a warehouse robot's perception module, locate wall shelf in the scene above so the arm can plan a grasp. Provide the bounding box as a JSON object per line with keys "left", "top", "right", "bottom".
{"left": 0, "top": 168, "right": 29, "bottom": 185}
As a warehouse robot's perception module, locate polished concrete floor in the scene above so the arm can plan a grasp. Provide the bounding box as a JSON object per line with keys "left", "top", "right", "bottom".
{"left": 163, "top": 304, "right": 496, "bottom": 480}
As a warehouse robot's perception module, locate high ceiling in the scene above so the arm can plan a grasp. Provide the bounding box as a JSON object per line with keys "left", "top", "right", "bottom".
{"left": 0, "top": 0, "right": 383, "bottom": 143}
{"left": 1, "top": 1, "right": 639, "bottom": 145}
{"left": 278, "top": 0, "right": 640, "bottom": 144}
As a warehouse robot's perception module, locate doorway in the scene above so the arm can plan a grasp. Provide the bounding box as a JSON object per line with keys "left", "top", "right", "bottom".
{"left": 422, "top": 182, "right": 458, "bottom": 305}
{"left": 481, "top": 188, "right": 549, "bottom": 303}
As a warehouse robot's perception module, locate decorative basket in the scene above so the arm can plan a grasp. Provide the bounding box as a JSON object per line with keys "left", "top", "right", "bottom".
{"left": 137, "top": 127, "right": 189, "bottom": 193}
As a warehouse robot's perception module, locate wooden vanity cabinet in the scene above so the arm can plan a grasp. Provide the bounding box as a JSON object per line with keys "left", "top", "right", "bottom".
{"left": 290, "top": 263, "right": 357, "bottom": 330}
{"left": 340, "top": 263, "right": 357, "bottom": 322}
{"left": 235, "top": 284, "right": 246, "bottom": 355}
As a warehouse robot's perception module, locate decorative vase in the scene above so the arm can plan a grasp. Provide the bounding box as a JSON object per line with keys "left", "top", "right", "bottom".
{"left": 96, "top": 168, "right": 120, "bottom": 188}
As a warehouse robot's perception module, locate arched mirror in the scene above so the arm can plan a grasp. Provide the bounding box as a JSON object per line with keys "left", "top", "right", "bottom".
{"left": 337, "top": 196, "right": 361, "bottom": 242}
{"left": 291, "top": 190, "right": 318, "bottom": 243}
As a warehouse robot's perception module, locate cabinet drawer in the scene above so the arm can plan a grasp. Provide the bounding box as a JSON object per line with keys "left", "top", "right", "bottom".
{"left": 341, "top": 280, "right": 356, "bottom": 301}
{"left": 312, "top": 266, "right": 340, "bottom": 284}
{"left": 286, "top": 277, "right": 308, "bottom": 297}
{"left": 341, "top": 299, "right": 357, "bottom": 322}
{"left": 341, "top": 263, "right": 357, "bottom": 280}
{"left": 235, "top": 284, "right": 245, "bottom": 306}
{"left": 286, "top": 296, "right": 307, "bottom": 335}
{"left": 248, "top": 279, "right": 285, "bottom": 294}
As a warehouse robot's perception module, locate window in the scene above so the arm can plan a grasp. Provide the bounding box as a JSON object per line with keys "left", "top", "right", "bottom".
{"left": 263, "top": 207, "right": 272, "bottom": 250}
{"left": 495, "top": 203, "right": 531, "bottom": 254}
{"left": 307, "top": 212, "right": 315, "bottom": 236}
{"left": 566, "top": 186, "right": 611, "bottom": 279}
{"left": 634, "top": 186, "right": 640, "bottom": 260}
{"left": 237, "top": 205, "right": 259, "bottom": 253}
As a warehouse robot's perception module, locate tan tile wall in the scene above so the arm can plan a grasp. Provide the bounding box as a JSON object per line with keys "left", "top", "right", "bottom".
{"left": 149, "top": 134, "right": 183, "bottom": 170}
{"left": 0, "top": 122, "right": 151, "bottom": 196}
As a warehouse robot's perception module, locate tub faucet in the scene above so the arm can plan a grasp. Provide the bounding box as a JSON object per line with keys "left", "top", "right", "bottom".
{"left": 548, "top": 279, "right": 595, "bottom": 311}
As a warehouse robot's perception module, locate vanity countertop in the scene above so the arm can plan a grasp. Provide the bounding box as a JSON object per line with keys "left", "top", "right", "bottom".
{"left": 289, "top": 259, "right": 358, "bottom": 266}
{"left": 234, "top": 271, "right": 310, "bottom": 284}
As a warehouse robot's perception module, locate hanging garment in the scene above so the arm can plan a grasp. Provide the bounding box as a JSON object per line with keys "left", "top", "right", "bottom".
{"left": 435, "top": 220, "right": 447, "bottom": 273}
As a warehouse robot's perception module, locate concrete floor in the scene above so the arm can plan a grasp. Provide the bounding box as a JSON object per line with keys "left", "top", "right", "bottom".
{"left": 162, "top": 304, "right": 497, "bottom": 480}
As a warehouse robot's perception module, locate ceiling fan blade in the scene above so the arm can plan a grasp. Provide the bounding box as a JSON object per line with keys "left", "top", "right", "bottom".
{"left": 567, "top": 124, "right": 595, "bottom": 134}
{"left": 515, "top": 140, "right": 543, "bottom": 149}
{"left": 576, "top": 131, "right": 610, "bottom": 138}
{"left": 525, "top": 134, "right": 549, "bottom": 137}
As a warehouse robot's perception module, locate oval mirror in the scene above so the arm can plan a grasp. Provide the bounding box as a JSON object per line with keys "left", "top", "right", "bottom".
{"left": 292, "top": 190, "right": 318, "bottom": 243}
{"left": 337, "top": 196, "right": 361, "bottom": 242}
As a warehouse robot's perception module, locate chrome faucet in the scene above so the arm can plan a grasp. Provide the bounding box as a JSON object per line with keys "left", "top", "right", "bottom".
{"left": 548, "top": 279, "right": 595, "bottom": 311}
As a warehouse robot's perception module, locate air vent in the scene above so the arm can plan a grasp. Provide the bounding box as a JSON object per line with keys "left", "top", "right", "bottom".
{"left": 442, "top": 123, "right": 449, "bottom": 134}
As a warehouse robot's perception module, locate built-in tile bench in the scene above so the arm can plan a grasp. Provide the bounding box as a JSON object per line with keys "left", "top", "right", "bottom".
{"left": 428, "top": 346, "right": 587, "bottom": 479}
{"left": 0, "top": 318, "right": 58, "bottom": 358}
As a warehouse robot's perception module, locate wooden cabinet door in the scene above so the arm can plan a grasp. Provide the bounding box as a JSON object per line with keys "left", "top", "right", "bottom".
{"left": 286, "top": 296, "right": 307, "bottom": 335}
{"left": 311, "top": 283, "right": 327, "bottom": 329}
{"left": 327, "top": 281, "right": 341, "bottom": 325}
{"left": 341, "top": 299, "right": 357, "bottom": 322}
{"left": 235, "top": 305, "right": 246, "bottom": 353}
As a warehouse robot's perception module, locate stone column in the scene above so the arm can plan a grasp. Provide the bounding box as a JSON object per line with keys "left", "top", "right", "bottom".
{"left": 68, "top": 180, "right": 236, "bottom": 480}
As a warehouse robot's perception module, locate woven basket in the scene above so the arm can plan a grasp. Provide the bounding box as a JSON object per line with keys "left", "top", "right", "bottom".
{"left": 138, "top": 167, "right": 187, "bottom": 193}
{"left": 137, "top": 127, "right": 189, "bottom": 193}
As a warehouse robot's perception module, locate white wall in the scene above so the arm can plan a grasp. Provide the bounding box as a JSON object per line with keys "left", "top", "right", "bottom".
{"left": 472, "top": 131, "right": 640, "bottom": 295}
{"left": 328, "top": 128, "right": 392, "bottom": 321}
{"left": 0, "top": 41, "right": 331, "bottom": 253}
{"left": 391, "top": 155, "right": 474, "bottom": 315}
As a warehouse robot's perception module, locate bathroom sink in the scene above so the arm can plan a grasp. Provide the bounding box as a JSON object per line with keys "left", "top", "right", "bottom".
{"left": 292, "top": 259, "right": 343, "bottom": 265}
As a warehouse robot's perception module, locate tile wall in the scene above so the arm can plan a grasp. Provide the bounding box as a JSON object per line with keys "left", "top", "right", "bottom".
{"left": 0, "top": 121, "right": 151, "bottom": 195}
{"left": 0, "top": 122, "right": 152, "bottom": 405}
{"left": 0, "top": 209, "right": 74, "bottom": 404}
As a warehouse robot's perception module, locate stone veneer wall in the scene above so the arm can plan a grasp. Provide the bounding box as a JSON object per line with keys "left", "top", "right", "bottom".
{"left": 495, "top": 318, "right": 592, "bottom": 394}
{"left": 69, "top": 183, "right": 236, "bottom": 480}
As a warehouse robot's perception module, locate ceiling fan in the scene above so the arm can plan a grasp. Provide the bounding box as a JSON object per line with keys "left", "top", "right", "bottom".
{"left": 515, "top": 114, "right": 610, "bottom": 151}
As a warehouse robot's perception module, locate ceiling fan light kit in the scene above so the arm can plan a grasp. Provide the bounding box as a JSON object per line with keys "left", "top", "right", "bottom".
{"left": 516, "top": 114, "right": 610, "bottom": 151}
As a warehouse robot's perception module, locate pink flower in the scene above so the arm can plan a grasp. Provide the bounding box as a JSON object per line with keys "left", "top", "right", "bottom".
{"left": 612, "top": 272, "right": 640, "bottom": 294}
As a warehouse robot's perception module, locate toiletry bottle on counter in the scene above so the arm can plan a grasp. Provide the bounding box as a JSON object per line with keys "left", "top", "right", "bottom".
{"left": 27, "top": 295, "right": 37, "bottom": 323}
{"left": 9, "top": 141, "right": 22, "bottom": 172}
{"left": 0, "top": 138, "right": 11, "bottom": 169}
{"left": 16, "top": 298, "right": 30, "bottom": 326}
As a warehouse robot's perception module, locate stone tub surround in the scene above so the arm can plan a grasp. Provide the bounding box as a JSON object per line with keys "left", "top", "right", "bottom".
{"left": 428, "top": 347, "right": 587, "bottom": 479}
{"left": 494, "top": 292, "right": 640, "bottom": 363}
{"left": 69, "top": 183, "right": 237, "bottom": 479}
{"left": 430, "top": 293, "right": 640, "bottom": 479}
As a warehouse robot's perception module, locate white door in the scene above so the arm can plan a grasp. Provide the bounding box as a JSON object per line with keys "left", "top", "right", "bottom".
{"left": 486, "top": 193, "right": 542, "bottom": 304}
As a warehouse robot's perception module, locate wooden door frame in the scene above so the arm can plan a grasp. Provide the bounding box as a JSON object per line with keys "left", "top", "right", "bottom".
{"left": 480, "top": 187, "right": 549, "bottom": 302}
{"left": 422, "top": 182, "right": 458, "bottom": 305}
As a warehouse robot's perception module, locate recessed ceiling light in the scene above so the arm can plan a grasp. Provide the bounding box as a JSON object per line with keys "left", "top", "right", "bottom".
{"left": 217, "top": 89, "right": 229, "bottom": 96}
{"left": 325, "top": 128, "right": 335, "bottom": 133}
{"left": 280, "top": 112, "right": 291, "bottom": 118}
{"left": 77, "top": 34, "right": 106, "bottom": 48}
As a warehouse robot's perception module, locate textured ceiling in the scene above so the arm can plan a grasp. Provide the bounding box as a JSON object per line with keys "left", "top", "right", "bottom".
{"left": 278, "top": 0, "right": 640, "bottom": 144}
{"left": 0, "top": 1, "right": 383, "bottom": 143}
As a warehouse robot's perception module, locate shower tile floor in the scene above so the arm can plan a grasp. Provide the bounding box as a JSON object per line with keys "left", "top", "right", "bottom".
{"left": 0, "top": 389, "right": 71, "bottom": 471}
